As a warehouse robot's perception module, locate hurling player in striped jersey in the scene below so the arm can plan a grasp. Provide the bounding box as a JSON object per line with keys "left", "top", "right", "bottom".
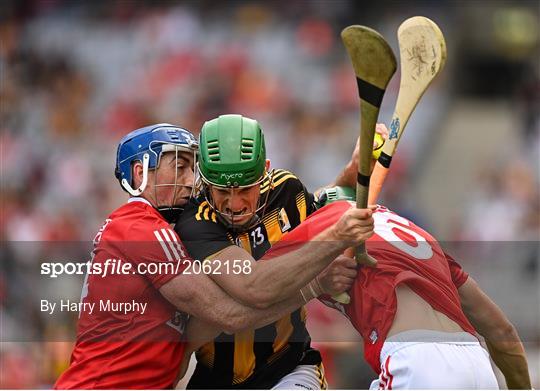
{"left": 175, "top": 115, "right": 389, "bottom": 389}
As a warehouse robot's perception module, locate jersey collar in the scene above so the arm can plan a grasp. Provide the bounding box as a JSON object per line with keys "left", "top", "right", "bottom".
{"left": 128, "top": 197, "right": 153, "bottom": 207}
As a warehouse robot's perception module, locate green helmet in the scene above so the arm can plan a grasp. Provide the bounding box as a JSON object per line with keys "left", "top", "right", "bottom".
{"left": 318, "top": 186, "right": 356, "bottom": 207}
{"left": 198, "top": 114, "right": 266, "bottom": 187}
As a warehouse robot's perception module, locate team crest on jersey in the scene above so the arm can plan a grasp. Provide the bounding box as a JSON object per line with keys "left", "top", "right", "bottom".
{"left": 167, "top": 311, "right": 190, "bottom": 334}
{"left": 278, "top": 208, "right": 291, "bottom": 232}
{"left": 369, "top": 329, "right": 378, "bottom": 344}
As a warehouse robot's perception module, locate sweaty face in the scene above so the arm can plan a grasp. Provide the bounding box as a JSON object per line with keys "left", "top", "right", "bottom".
{"left": 151, "top": 151, "right": 194, "bottom": 208}
{"left": 209, "top": 184, "right": 261, "bottom": 226}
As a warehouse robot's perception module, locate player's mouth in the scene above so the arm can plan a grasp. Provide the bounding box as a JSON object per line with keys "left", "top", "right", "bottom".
{"left": 225, "top": 208, "right": 247, "bottom": 216}
{"left": 175, "top": 196, "right": 190, "bottom": 206}
{"left": 223, "top": 208, "right": 252, "bottom": 223}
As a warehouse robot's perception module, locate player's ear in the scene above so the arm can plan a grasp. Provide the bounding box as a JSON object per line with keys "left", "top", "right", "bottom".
{"left": 132, "top": 161, "right": 144, "bottom": 188}
{"left": 265, "top": 159, "right": 270, "bottom": 171}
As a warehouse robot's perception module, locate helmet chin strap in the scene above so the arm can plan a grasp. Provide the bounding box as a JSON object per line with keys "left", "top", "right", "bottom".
{"left": 157, "top": 206, "right": 184, "bottom": 224}
{"left": 122, "top": 153, "right": 150, "bottom": 196}
{"left": 156, "top": 183, "right": 194, "bottom": 224}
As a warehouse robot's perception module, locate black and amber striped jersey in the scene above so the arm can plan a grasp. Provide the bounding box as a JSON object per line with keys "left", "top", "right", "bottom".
{"left": 175, "top": 169, "right": 320, "bottom": 388}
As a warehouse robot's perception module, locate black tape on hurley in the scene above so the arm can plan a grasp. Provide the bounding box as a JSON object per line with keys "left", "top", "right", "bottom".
{"left": 356, "top": 78, "right": 385, "bottom": 107}
{"left": 357, "top": 173, "right": 371, "bottom": 187}
{"left": 377, "top": 151, "right": 393, "bottom": 168}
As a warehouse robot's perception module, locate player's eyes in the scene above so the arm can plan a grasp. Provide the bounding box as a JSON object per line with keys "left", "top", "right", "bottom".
{"left": 176, "top": 159, "right": 192, "bottom": 169}
{"left": 215, "top": 189, "right": 231, "bottom": 196}
{"left": 240, "top": 186, "right": 257, "bottom": 195}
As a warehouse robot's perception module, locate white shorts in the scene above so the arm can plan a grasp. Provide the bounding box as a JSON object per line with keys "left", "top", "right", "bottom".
{"left": 272, "top": 363, "right": 328, "bottom": 390}
{"left": 370, "top": 330, "right": 499, "bottom": 389}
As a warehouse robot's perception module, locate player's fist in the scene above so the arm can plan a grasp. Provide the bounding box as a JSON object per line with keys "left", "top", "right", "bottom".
{"left": 318, "top": 255, "right": 358, "bottom": 296}
{"left": 349, "top": 122, "right": 388, "bottom": 163}
{"left": 331, "top": 206, "right": 374, "bottom": 245}
{"left": 342, "top": 123, "right": 389, "bottom": 186}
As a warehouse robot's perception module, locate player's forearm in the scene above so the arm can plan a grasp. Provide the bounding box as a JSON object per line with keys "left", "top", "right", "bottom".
{"left": 189, "top": 294, "right": 305, "bottom": 339}
{"left": 484, "top": 330, "right": 531, "bottom": 389}
{"left": 332, "top": 161, "right": 357, "bottom": 188}
{"left": 161, "top": 273, "right": 305, "bottom": 334}
{"left": 459, "top": 278, "right": 532, "bottom": 389}
{"left": 247, "top": 228, "right": 347, "bottom": 307}
{"left": 210, "top": 208, "right": 372, "bottom": 308}
{"left": 228, "top": 293, "right": 306, "bottom": 333}
{"left": 208, "top": 228, "right": 346, "bottom": 309}
{"left": 161, "top": 273, "right": 264, "bottom": 333}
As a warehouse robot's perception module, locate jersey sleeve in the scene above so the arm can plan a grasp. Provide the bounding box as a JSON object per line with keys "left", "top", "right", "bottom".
{"left": 445, "top": 252, "right": 469, "bottom": 288}
{"left": 124, "top": 216, "right": 191, "bottom": 289}
{"left": 174, "top": 200, "right": 234, "bottom": 261}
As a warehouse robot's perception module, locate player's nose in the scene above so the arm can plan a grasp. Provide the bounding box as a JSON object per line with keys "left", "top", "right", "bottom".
{"left": 228, "top": 196, "right": 246, "bottom": 212}
{"left": 183, "top": 172, "right": 194, "bottom": 188}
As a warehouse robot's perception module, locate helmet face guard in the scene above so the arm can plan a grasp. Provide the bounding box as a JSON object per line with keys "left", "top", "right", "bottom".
{"left": 199, "top": 169, "right": 273, "bottom": 233}
{"left": 197, "top": 114, "right": 270, "bottom": 232}
{"left": 115, "top": 124, "right": 198, "bottom": 222}
{"left": 152, "top": 144, "right": 198, "bottom": 222}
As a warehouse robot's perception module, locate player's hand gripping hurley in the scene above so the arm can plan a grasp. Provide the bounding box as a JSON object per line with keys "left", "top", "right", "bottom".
{"left": 331, "top": 26, "right": 396, "bottom": 304}
{"left": 368, "top": 17, "right": 447, "bottom": 204}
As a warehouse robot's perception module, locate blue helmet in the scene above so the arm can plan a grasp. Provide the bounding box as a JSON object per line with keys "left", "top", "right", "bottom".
{"left": 115, "top": 123, "right": 198, "bottom": 196}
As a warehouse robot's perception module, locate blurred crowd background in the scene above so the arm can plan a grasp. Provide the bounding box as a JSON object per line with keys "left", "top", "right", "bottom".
{"left": 1, "top": 0, "right": 538, "bottom": 388}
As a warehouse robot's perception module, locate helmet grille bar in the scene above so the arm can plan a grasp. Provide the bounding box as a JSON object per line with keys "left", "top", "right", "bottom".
{"left": 241, "top": 138, "right": 254, "bottom": 160}
{"left": 207, "top": 139, "right": 220, "bottom": 161}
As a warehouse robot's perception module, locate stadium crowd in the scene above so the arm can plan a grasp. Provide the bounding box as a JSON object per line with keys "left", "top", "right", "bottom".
{"left": 1, "top": 1, "right": 538, "bottom": 388}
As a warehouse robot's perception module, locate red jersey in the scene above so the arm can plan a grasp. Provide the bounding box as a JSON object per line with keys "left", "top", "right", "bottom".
{"left": 55, "top": 199, "right": 190, "bottom": 389}
{"left": 262, "top": 201, "right": 475, "bottom": 373}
